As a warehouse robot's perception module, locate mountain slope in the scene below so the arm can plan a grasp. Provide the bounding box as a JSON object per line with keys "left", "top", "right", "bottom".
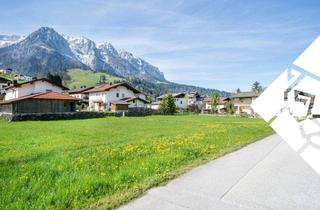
{"left": 0, "top": 27, "right": 228, "bottom": 95}
{"left": 0, "top": 27, "right": 166, "bottom": 81}
{"left": 0, "top": 35, "right": 24, "bottom": 48}
{"left": 65, "top": 69, "right": 229, "bottom": 97}
{"left": 0, "top": 27, "right": 89, "bottom": 75}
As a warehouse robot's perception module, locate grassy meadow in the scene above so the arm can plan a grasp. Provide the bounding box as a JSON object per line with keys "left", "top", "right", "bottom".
{"left": 0, "top": 115, "right": 273, "bottom": 209}
{"left": 65, "top": 69, "right": 123, "bottom": 89}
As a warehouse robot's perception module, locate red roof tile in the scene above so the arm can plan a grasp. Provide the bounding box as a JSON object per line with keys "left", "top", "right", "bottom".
{"left": 0, "top": 91, "right": 78, "bottom": 104}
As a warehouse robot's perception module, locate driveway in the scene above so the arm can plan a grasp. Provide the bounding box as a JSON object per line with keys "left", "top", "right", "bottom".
{"left": 118, "top": 134, "right": 320, "bottom": 210}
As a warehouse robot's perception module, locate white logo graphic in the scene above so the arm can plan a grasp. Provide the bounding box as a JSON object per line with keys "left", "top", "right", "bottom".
{"left": 252, "top": 37, "right": 320, "bottom": 174}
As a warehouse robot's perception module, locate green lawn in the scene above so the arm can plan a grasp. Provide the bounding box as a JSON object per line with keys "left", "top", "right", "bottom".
{"left": 0, "top": 115, "right": 272, "bottom": 209}
{"left": 65, "top": 69, "right": 123, "bottom": 89}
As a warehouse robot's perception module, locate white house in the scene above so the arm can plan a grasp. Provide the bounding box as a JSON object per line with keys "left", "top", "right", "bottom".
{"left": 69, "top": 86, "right": 94, "bottom": 101}
{"left": 0, "top": 76, "right": 11, "bottom": 95}
{"left": 84, "top": 82, "right": 148, "bottom": 112}
{"left": 157, "top": 93, "right": 188, "bottom": 109}
{"left": 187, "top": 92, "right": 203, "bottom": 106}
{"left": 4, "top": 78, "right": 69, "bottom": 101}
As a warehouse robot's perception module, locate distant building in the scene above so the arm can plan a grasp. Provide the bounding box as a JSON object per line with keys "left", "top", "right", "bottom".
{"left": 149, "top": 101, "right": 161, "bottom": 110}
{"left": 69, "top": 86, "right": 94, "bottom": 101}
{"left": 4, "top": 78, "right": 69, "bottom": 101}
{"left": 216, "top": 97, "right": 231, "bottom": 113}
{"left": 201, "top": 96, "right": 230, "bottom": 114}
{"left": 84, "top": 82, "right": 148, "bottom": 112}
{"left": 0, "top": 91, "right": 78, "bottom": 115}
{"left": 0, "top": 76, "right": 11, "bottom": 95}
{"left": 187, "top": 92, "right": 203, "bottom": 106}
{"left": 157, "top": 93, "right": 188, "bottom": 109}
{"left": 231, "top": 91, "right": 261, "bottom": 115}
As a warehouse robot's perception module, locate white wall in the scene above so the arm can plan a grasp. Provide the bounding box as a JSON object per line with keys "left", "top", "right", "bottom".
{"left": 4, "top": 80, "right": 63, "bottom": 100}
{"left": 128, "top": 99, "right": 146, "bottom": 108}
{"left": 89, "top": 86, "right": 136, "bottom": 111}
{"left": 175, "top": 97, "right": 188, "bottom": 109}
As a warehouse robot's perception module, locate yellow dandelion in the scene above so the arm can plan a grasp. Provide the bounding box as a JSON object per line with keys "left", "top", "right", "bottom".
{"left": 100, "top": 172, "right": 107, "bottom": 176}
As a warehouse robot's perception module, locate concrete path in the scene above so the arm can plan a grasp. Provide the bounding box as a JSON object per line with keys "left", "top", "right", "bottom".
{"left": 118, "top": 134, "right": 320, "bottom": 210}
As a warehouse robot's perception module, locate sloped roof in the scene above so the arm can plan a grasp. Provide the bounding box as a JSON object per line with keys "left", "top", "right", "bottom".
{"left": 0, "top": 91, "right": 78, "bottom": 105}
{"left": 157, "top": 92, "right": 186, "bottom": 99}
{"left": 231, "top": 91, "right": 261, "bottom": 98}
{"left": 69, "top": 86, "right": 94, "bottom": 94}
{"left": 5, "top": 78, "right": 69, "bottom": 90}
{"left": 84, "top": 82, "right": 141, "bottom": 94}
{"left": 121, "top": 96, "right": 149, "bottom": 103}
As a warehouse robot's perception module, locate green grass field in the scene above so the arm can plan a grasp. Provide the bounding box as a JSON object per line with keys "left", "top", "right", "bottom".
{"left": 0, "top": 115, "right": 272, "bottom": 209}
{"left": 65, "top": 69, "right": 123, "bottom": 89}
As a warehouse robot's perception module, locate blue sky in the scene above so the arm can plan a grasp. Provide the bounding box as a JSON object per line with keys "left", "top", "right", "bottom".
{"left": 1, "top": 0, "right": 320, "bottom": 91}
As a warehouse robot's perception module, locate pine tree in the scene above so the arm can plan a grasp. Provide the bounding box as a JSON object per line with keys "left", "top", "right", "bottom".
{"left": 159, "top": 93, "right": 176, "bottom": 115}
{"left": 211, "top": 91, "right": 220, "bottom": 114}
{"left": 252, "top": 81, "right": 262, "bottom": 93}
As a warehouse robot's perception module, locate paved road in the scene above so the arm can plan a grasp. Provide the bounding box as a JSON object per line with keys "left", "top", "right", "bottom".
{"left": 118, "top": 134, "right": 320, "bottom": 210}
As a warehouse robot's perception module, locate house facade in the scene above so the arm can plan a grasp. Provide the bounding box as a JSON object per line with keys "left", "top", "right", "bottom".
{"left": 0, "top": 76, "right": 11, "bottom": 95}
{"left": 157, "top": 93, "right": 188, "bottom": 109}
{"left": 85, "top": 82, "right": 148, "bottom": 112}
{"left": 69, "top": 86, "right": 94, "bottom": 101}
{"left": 187, "top": 92, "right": 203, "bottom": 106}
{"left": 0, "top": 91, "right": 77, "bottom": 115}
{"left": 231, "top": 91, "right": 261, "bottom": 115}
{"left": 0, "top": 79, "right": 77, "bottom": 116}
{"left": 4, "top": 79, "right": 68, "bottom": 101}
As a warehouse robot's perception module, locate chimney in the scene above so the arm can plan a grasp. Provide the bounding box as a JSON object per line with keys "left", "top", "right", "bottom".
{"left": 13, "top": 80, "right": 18, "bottom": 86}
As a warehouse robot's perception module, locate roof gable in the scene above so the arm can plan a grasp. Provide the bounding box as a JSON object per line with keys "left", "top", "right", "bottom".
{"left": 5, "top": 78, "right": 69, "bottom": 91}
{"left": 84, "top": 82, "right": 141, "bottom": 94}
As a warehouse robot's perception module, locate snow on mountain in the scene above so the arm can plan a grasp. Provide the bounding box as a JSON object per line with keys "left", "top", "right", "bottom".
{"left": 0, "top": 35, "right": 25, "bottom": 48}
{"left": 63, "top": 35, "right": 97, "bottom": 68}
{"left": 0, "top": 27, "right": 165, "bottom": 81}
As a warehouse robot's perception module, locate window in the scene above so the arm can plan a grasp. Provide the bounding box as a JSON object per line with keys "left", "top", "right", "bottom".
{"left": 116, "top": 93, "right": 119, "bottom": 98}
{"left": 180, "top": 101, "right": 183, "bottom": 104}
{"left": 133, "top": 99, "right": 135, "bottom": 103}
{"left": 122, "top": 93, "right": 125, "bottom": 98}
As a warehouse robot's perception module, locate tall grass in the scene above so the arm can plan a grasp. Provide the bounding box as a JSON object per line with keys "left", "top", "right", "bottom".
{"left": 0, "top": 115, "right": 272, "bottom": 209}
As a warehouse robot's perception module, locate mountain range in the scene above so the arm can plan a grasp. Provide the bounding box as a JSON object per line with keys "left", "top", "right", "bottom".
{"left": 0, "top": 27, "right": 228, "bottom": 96}
{"left": 0, "top": 27, "right": 165, "bottom": 81}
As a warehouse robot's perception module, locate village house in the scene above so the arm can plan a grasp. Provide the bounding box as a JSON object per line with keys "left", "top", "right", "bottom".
{"left": 0, "top": 76, "right": 11, "bottom": 95}
{"left": 201, "top": 96, "right": 230, "bottom": 113}
{"left": 84, "top": 82, "right": 148, "bottom": 112}
{"left": 157, "top": 93, "right": 188, "bottom": 109}
{"left": 0, "top": 78, "right": 78, "bottom": 115}
{"left": 187, "top": 92, "right": 203, "bottom": 106}
{"left": 69, "top": 86, "right": 94, "bottom": 101}
{"left": 4, "top": 78, "right": 69, "bottom": 100}
{"left": 231, "top": 91, "right": 261, "bottom": 115}
{"left": 148, "top": 101, "right": 161, "bottom": 110}
{"left": 0, "top": 91, "right": 78, "bottom": 115}
{"left": 216, "top": 97, "right": 231, "bottom": 113}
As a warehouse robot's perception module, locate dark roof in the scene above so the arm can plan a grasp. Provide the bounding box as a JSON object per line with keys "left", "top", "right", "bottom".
{"left": 110, "top": 100, "right": 129, "bottom": 105}
{"left": 84, "top": 82, "right": 141, "bottom": 94}
{"left": 0, "top": 91, "right": 78, "bottom": 104}
{"left": 217, "top": 97, "right": 230, "bottom": 105}
{"left": 69, "top": 86, "right": 94, "bottom": 94}
{"left": 121, "top": 96, "right": 149, "bottom": 103}
{"left": 231, "top": 92, "right": 261, "bottom": 98}
{"left": 158, "top": 92, "right": 186, "bottom": 99}
{"left": 5, "top": 78, "right": 69, "bottom": 90}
